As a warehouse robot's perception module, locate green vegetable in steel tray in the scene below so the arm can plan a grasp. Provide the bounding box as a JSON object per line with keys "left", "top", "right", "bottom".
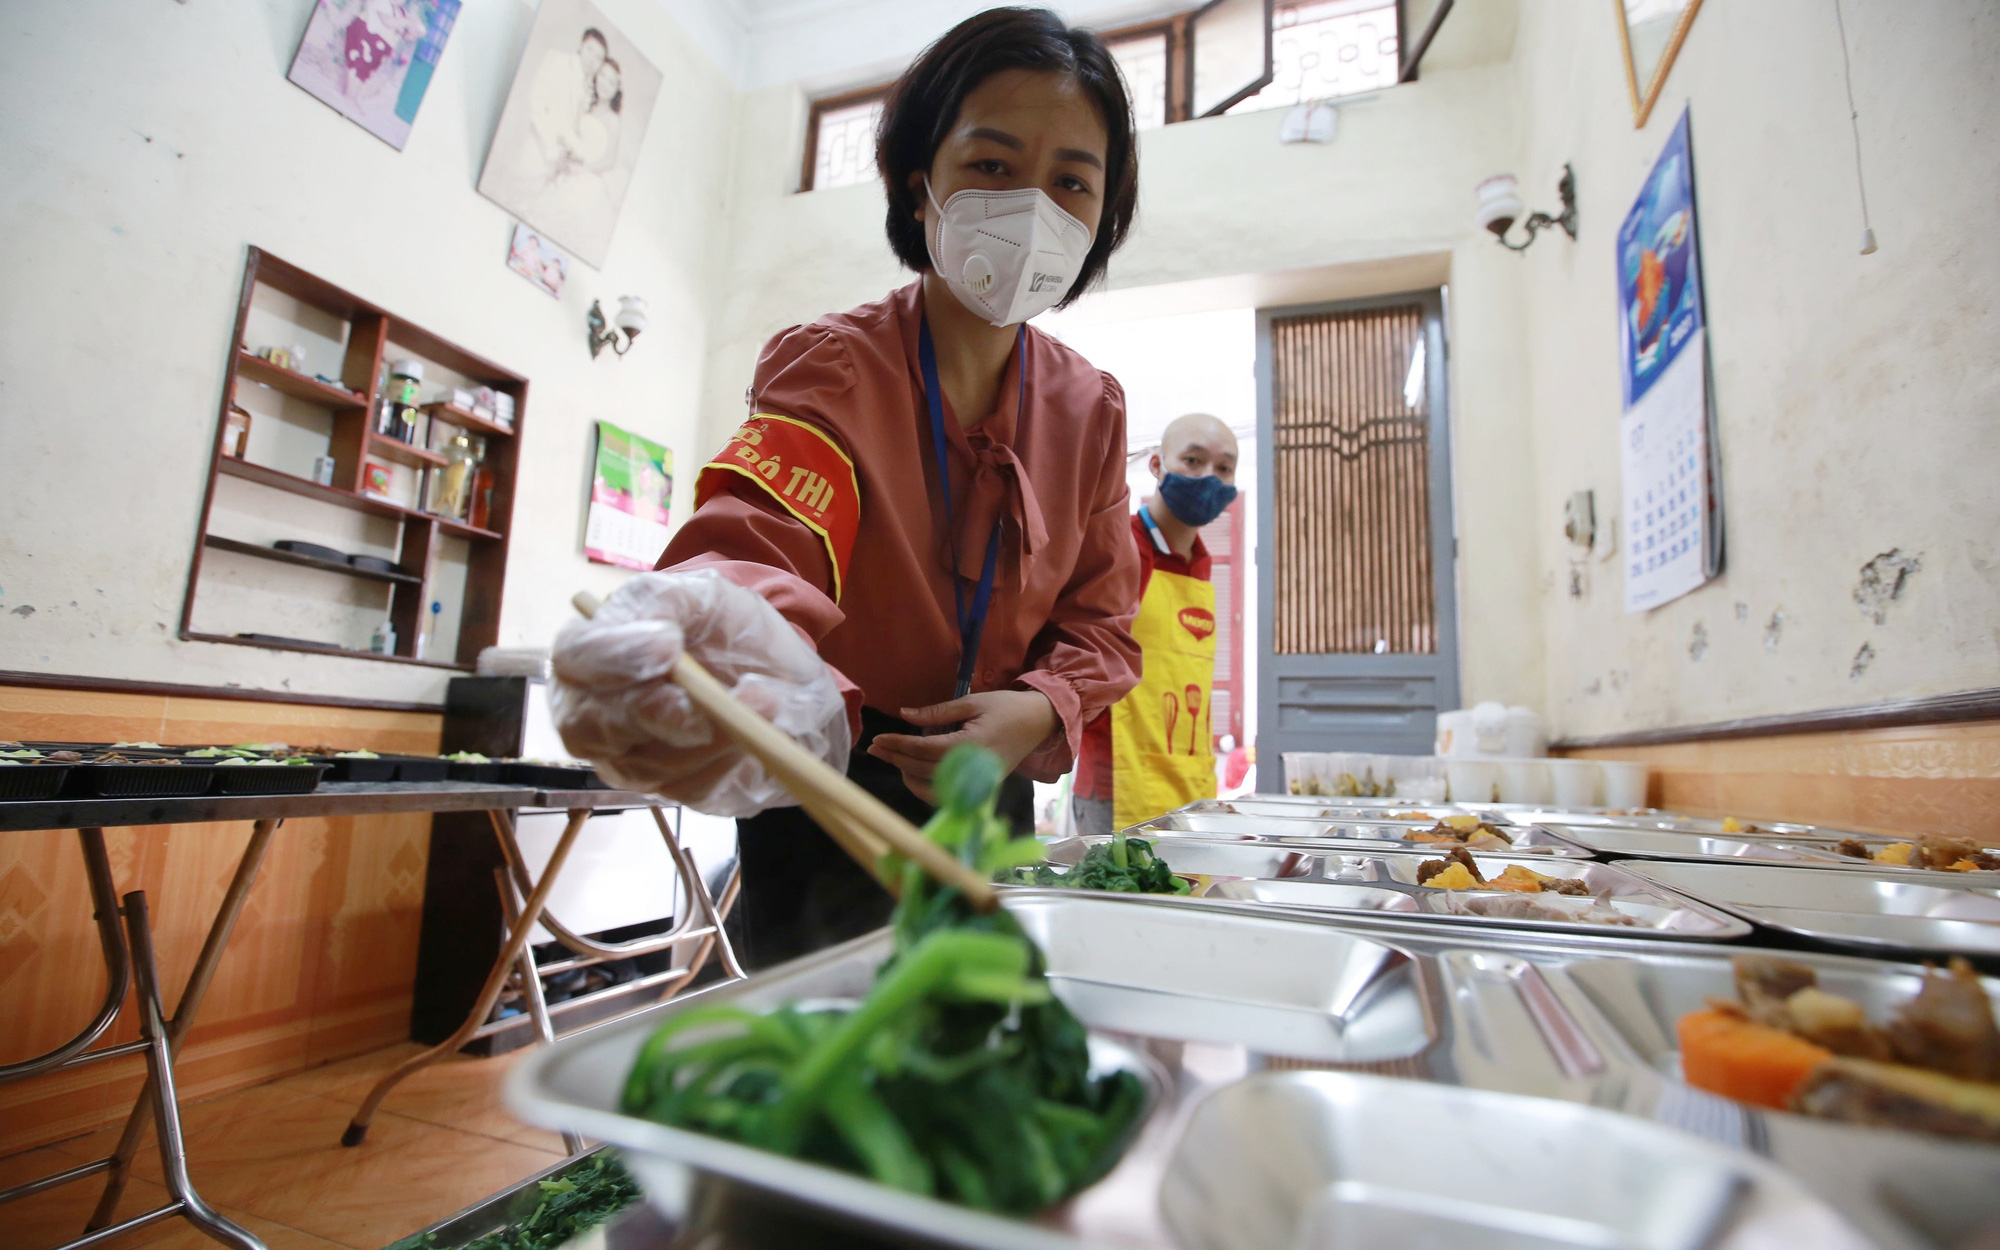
{"left": 444, "top": 750, "right": 491, "bottom": 763}
{"left": 1013, "top": 830, "right": 1190, "bottom": 896}
{"left": 388, "top": 1155, "right": 639, "bottom": 1250}
{"left": 619, "top": 744, "right": 1142, "bottom": 1214}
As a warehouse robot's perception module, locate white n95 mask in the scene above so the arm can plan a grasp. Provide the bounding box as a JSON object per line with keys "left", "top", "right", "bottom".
{"left": 925, "top": 181, "right": 1092, "bottom": 326}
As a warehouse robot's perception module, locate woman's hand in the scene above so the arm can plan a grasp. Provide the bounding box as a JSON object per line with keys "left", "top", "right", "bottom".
{"left": 550, "top": 569, "right": 851, "bottom": 817}
{"left": 867, "top": 690, "right": 1058, "bottom": 804}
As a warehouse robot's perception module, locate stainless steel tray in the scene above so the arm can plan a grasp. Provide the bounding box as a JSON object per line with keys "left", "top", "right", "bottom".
{"left": 1162, "top": 1071, "right": 1804, "bottom": 1250}
{"left": 1549, "top": 824, "right": 2000, "bottom": 881}
{"left": 508, "top": 895, "right": 1980, "bottom": 1250}
{"left": 1188, "top": 797, "right": 1507, "bottom": 824}
{"left": 1205, "top": 851, "right": 1751, "bottom": 940}
{"left": 1505, "top": 810, "right": 1833, "bottom": 838}
{"left": 1034, "top": 834, "right": 1315, "bottom": 883}
{"left": 1546, "top": 944, "right": 2000, "bottom": 1250}
{"left": 1800, "top": 833, "right": 2000, "bottom": 880}
{"left": 1138, "top": 811, "right": 1594, "bottom": 858}
{"left": 1623, "top": 860, "right": 2000, "bottom": 958}
{"left": 1541, "top": 823, "right": 1858, "bottom": 866}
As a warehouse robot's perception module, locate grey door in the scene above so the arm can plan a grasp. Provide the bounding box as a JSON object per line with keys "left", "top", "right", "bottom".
{"left": 1255, "top": 291, "right": 1458, "bottom": 789}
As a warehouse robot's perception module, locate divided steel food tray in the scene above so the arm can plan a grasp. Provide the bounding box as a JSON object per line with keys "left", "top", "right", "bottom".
{"left": 1623, "top": 861, "right": 2000, "bottom": 959}
{"left": 1032, "top": 835, "right": 1315, "bottom": 885}
{"left": 1545, "top": 823, "right": 2000, "bottom": 881}
{"left": 504, "top": 895, "right": 1987, "bottom": 1250}
{"left": 1135, "top": 811, "right": 1593, "bottom": 858}
{"left": 1186, "top": 797, "right": 1508, "bottom": 824}
{"left": 1503, "top": 810, "right": 1832, "bottom": 838}
{"left": 1204, "top": 851, "right": 1751, "bottom": 941}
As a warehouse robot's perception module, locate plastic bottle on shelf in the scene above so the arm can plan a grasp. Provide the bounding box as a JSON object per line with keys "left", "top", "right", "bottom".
{"left": 384, "top": 359, "right": 424, "bottom": 443}
{"left": 369, "top": 619, "right": 397, "bottom": 655}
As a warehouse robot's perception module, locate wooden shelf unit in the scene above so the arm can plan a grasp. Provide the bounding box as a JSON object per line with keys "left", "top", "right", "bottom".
{"left": 183, "top": 247, "right": 526, "bottom": 668}
{"left": 202, "top": 534, "right": 422, "bottom": 585}
{"left": 366, "top": 431, "right": 450, "bottom": 470}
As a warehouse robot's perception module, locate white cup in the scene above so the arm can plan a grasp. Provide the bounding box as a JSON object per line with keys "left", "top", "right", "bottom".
{"left": 1546, "top": 759, "right": 1602, "bottom": 809}
{"left": 1496, "top": 759, "right": 1551, "bottom": 805}
{"left": 1598, "top": 761, "right": 1651, "bottom": 810}
{"left": 1447, "top": 759, "right": 1500, "bottom": 804}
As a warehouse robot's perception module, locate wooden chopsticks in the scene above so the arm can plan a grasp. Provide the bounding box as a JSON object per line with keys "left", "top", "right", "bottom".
{"left": 571, "top": 592, "right": 997, "bottom": 910}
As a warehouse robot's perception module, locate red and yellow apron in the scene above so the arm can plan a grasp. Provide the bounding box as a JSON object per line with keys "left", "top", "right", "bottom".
{"left": 1111, "top": 567, "right": 1218, "bottom": 830}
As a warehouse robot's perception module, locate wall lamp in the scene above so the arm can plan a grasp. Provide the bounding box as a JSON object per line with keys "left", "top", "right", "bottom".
{"left": 1475, "top": 165, "right": 1578, "bottom": 252}
{"left": 587, "top": 295, "right": 649, "bottom": 358}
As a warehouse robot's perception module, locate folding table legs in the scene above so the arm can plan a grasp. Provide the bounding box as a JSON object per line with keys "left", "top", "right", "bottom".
{"left": 86, "top": 818, "right": 280, "bottom": 1230}
{"left": 494, "top": 867, "right": 584, "bottom": 1157}
{"left": 341, "top": 809, "right": 593, "bottom": 1146}
{"left": 119, "top": 892, "right": 264, "bottom": 1250}
{"left": 0, "top": 825, "right": 270, "bottom": 1250}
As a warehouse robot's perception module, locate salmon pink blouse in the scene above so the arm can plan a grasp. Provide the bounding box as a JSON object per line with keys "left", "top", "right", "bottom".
{"left": 658, "top": 281, "right": 1142, "bottom": 781}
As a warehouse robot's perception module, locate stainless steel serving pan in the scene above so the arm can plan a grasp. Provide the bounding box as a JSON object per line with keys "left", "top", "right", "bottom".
{"left": 509, "top": 895, "right": 1972, "bottom": 1250}
{"left": 1162, "top": 1071, "right": 1803, "bottom": 1250}
{"left": 1547, "top": 824, "right": 2000, "bottom": 881}
{"left": 1035, "top": 834, "right": 1314, "bottom": 883}
{"left": 1137, "top": 811, "right": 1595, "bottom": 858}
{"left": 1541, "top": 823, "right": 1858, "bottom": 867}
{"left": 1623, "top": 860, "right": 2000, "bottom": 958}
{"left": 1185, "top": 797, "right": 1508, "bottom": 823}
{"left": 1504, "top": 810, "right": 1833, "bottom": 838}
{"left": 1205, "top": 851, "right": 1751, "bottom": 941}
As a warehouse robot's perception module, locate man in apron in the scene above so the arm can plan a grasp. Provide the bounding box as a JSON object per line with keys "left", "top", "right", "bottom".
{"left": 1073, "top": 413, "right": 1240, "bottom": 834}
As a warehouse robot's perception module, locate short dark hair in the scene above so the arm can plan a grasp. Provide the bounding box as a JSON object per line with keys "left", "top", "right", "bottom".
{"left": 875, "top": 8, "right": 1139, "bottom": 309}
{"left": 580, "top": 27, "right": 608, "bottom": 49}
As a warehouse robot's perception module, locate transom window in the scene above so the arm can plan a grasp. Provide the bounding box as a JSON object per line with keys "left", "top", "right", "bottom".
{"left": 799, "top": 1, "right": 1402, "bottom": 192}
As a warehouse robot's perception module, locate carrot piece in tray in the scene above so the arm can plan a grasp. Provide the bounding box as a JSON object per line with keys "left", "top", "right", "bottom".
{"left": 1679, "top": 1008, "right": 1833, "bottom": 1110}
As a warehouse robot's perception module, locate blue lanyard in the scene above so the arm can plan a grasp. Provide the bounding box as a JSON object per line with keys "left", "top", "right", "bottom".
{"left": 918, "top": 319, "right": 1018, "bottom": 700}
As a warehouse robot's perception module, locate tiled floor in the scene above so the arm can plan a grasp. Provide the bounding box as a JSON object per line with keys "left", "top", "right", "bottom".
{"left": 2, "top": 1044, "right": 567, "bottom": 1250}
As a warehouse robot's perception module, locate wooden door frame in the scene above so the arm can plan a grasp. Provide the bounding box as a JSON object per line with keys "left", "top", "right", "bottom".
{"left": 1253, "top": 288, "right": 1459, "bottom": 790}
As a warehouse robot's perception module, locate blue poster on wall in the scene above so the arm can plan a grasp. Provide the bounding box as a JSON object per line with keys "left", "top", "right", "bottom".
{"left": 1618, "top": 110, "right": 1704, "bottom": 408}
{"left": 1618, "top": 107, "right": 1720, "bottom": 613}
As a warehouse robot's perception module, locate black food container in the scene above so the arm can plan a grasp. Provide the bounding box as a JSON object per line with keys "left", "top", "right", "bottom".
{"left": 391, "top": 755, "right": 451, "bottom": 783}
{"left": 502, "top": 762, "right": 606, "bottom": 790}
{"left": 0, "top": 762, "right": 73, "bottom": 800}
{"left": 319, "top": 755, "right": 399, "bottom": 783}
{"left": 210, "top": 763, "right": 329, "bottom": 795}
{"left": 81, "top": 760, "right": 217, "bottom": 798}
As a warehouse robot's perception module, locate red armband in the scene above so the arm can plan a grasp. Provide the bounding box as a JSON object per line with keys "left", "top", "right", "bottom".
{"left": 694, "top": 414, "right": 861, "bottom": 600}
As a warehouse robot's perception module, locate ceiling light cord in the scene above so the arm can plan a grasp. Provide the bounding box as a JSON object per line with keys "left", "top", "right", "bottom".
{"left": 1832, "top": 0, "right": 1877, "bottom": 254}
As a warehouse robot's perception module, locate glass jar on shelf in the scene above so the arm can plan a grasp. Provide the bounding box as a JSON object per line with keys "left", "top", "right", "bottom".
{"left": 467, "top": 437, "right": 493, "bottom": 531}
{"left": 437, "top": 433, "right": 477, "bottom": 520}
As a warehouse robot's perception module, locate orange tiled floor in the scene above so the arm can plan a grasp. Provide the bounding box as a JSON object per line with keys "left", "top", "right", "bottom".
{"left": 2, "top": 1044, "right": 569, "bottom": 1250}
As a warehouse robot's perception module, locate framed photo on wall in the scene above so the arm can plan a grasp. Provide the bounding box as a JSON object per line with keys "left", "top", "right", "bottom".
{"left": 477, "top": 0, "right": 662, "bottom": 269}
{"left": 1615, "top": 0, "right": 1704, "bottom": 127}
{"left": 288, "top": 0, "right": 462, "bottom": 150}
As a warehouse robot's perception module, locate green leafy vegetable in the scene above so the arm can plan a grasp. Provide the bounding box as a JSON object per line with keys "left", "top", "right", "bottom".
{"left": 620, "top": 744, "right": 1142, "bottom": 1214}
{"left": 388, "top": 1155, "right": 639, "bottom": 1250}
{"left": 1013, "top": 834, "right": 1191, "bottom": 895}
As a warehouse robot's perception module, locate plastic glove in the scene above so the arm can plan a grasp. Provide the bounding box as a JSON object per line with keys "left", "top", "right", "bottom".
{"left": 550, "top": 568, "right": 851, "bottom": 817}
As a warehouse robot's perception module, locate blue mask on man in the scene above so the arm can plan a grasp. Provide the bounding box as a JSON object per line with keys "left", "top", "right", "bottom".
{"left": 1157, "top": 472, "right": 1239, "bottom": 528}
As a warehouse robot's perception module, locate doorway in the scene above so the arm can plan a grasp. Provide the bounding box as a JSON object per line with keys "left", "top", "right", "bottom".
{"left": 1254, "top": 291, "right": 1458, "bottom": 790}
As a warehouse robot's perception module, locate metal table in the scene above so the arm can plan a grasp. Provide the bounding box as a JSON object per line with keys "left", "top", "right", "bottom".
{"left": 0, "top": 782, "right": 742, "bottom": 1250}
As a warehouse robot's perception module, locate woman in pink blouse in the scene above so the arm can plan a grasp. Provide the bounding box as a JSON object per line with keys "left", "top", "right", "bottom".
{"left": 554, "top": 8, "right": 1143, "bottom": 967}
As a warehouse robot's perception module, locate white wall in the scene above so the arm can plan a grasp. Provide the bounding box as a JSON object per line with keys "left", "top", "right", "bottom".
{"left": 1511, "top": 0, "right": 2000, "bottom": 737}
{"left": 0, "top": 0, "right": 736, "bottom": 702}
